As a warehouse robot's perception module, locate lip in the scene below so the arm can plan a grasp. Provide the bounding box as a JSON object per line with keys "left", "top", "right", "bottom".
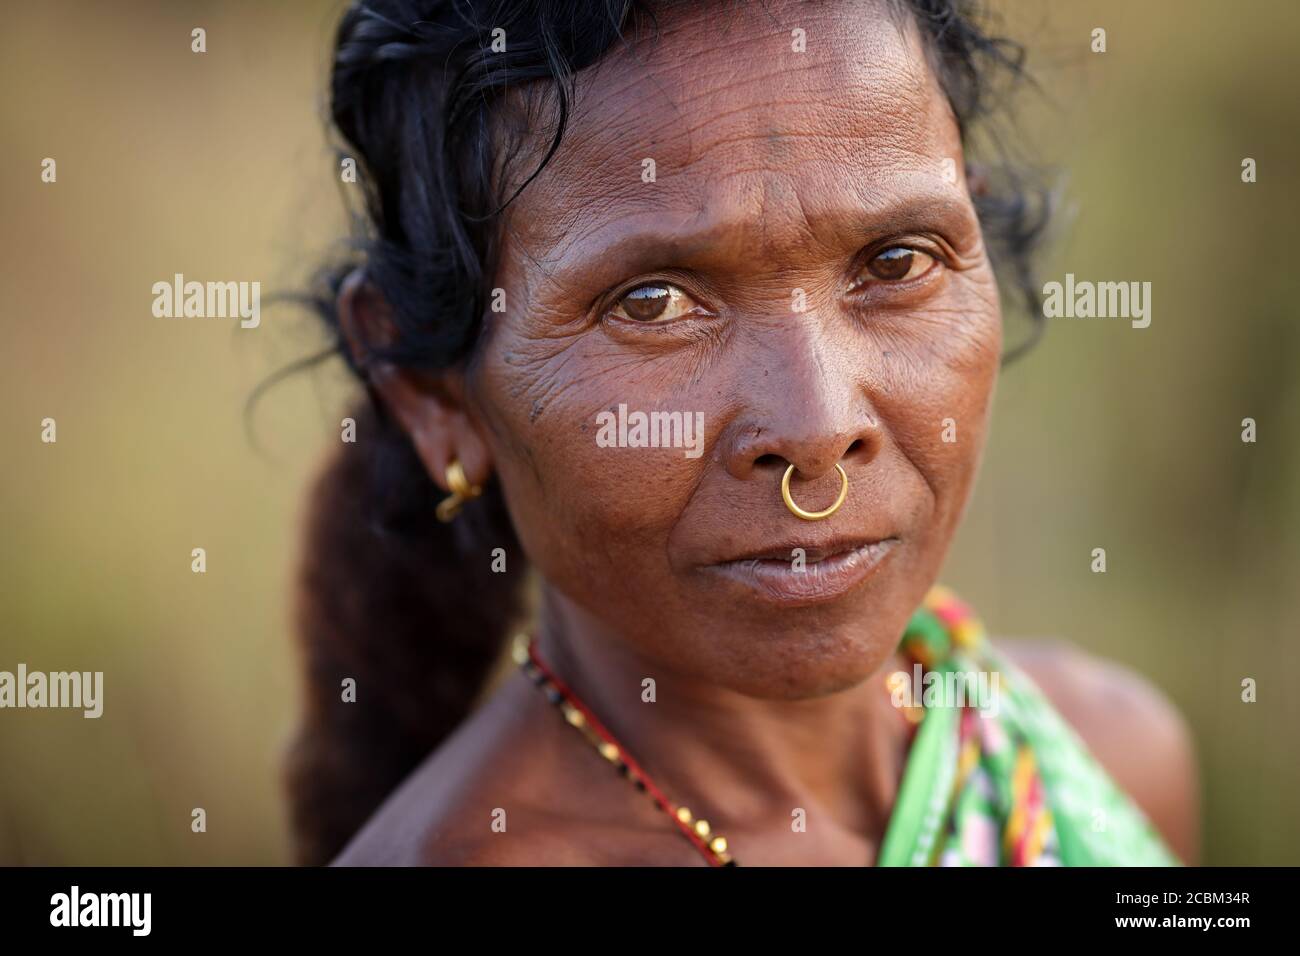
{"left": 702, "top": 537, "right": 900, "bottom": 607}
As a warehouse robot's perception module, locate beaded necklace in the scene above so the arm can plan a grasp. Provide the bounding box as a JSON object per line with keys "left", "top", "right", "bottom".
{"left": 512, "top": 587, "right": 1185, "bottom": 868}
{"left": 511, "top": 631, "right": 922, "bottom": 866}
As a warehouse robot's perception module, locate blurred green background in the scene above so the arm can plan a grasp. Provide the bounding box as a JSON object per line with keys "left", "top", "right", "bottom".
{"left": 1, "top": 1, "right": 1296, "bottom": 865}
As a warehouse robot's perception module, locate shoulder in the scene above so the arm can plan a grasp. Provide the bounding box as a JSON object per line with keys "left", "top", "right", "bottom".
{"left": 329, "top": 680, "right": 602, "bottom": 866}
{"left": 335, "top": 804, "right": 609, "bottom": 867}
{"left": 334, "top": 775, "right": 683, "bottom": 867}
{"left": 990, "top": 636, "right": 1200, "bottom": 864}
{"left": 330, "top": 669, "right": 695, "bottom": 867}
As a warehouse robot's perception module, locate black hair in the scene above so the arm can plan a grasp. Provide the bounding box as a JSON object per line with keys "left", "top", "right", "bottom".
{"left": 284, "top": 0, "right": 1048, "bottom": 866}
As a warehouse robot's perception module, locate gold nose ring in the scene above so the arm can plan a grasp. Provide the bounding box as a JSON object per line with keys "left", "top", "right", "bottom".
{"left": 780, "top": 463, "right": 848, "bottom": 521}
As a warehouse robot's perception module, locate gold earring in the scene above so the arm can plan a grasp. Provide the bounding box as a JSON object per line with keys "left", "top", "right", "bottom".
{"left": 780, "top": 463, "right": 848, "bottom": 521}
{"left": 436, "top": 459, "right": 483, "bottom": 522}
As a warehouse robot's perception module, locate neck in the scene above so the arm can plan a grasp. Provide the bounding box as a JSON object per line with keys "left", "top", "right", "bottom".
{"left": 533, "top": 587, "right": 914, "bottom": 851}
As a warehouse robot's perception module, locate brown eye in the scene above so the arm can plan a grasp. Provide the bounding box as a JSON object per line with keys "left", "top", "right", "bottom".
{"left": 610, "top": 283, "right": 700, "bottom": 323}
{"left": 860, "top": 246, "right": 937, "bottom": 284}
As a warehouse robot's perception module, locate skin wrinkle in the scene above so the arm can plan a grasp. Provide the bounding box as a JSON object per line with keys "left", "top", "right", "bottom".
{"left": 524, "top": 189, "right": 979, "bottom": 311}
{"left": 539, "top": 116, "right": 942, "bottom": 242}
{"left": 524, "top": 299, "right": 709, "bottom": 396}
{"left": 528, "top": 13, "right": 937, "bottom": 226}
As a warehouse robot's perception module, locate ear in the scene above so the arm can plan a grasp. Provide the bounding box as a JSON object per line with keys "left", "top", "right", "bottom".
{"left": 336, "top": 269, "right": 493, "bottom": 493}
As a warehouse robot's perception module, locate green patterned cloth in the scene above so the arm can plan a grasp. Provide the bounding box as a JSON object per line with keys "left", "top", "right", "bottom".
{"left": 877, "top": 586, "right": 1182, "bottom": 866}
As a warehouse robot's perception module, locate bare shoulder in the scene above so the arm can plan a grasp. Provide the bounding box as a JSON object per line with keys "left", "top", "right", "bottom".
{"left": 330, "top": 669, "right": 694, "bottom": 867}
{"left": 331, "top": 780, "right": 605, "bottom": 867}
{"left": 330, "top": 675, "right": 600, "bottom": 866}
{"left": 991, "top": 636, "right": 1201, "bottom": 864}
{"left": 393, "top": 806, "right": 613, "bottom": 867}
{"left": 333, "top": 758, "right": 687, "bottom": 867}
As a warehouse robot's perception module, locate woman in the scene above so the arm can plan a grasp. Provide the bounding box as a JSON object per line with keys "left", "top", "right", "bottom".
{"left": 287, "top": 0, "right": 1198, "bottom": 866}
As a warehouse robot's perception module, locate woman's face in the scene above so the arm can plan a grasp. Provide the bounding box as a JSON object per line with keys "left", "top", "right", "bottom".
{"left": 467, "top": 0, "right": 1002, "bottom": 697}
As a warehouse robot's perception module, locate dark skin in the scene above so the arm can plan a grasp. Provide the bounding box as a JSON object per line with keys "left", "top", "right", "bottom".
{"left": 333, "top": 0, "right": 1198, "bottom": 865}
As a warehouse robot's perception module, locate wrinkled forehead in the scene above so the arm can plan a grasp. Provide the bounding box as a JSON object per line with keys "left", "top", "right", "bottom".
{"left": 498, "top": 0, "right": 957, "bottom": 256}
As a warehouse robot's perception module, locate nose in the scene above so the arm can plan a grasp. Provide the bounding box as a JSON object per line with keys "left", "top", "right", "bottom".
{"left": 722, "top": 329, "right": 883, "bottom": 483}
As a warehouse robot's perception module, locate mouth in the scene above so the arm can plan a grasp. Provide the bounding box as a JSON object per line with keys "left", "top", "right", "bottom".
{"left": 702, "top": 536, "right": 900, "bottom": 607}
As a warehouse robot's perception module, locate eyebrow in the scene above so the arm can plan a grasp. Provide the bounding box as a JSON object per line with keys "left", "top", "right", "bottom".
{"left": 537, "top": 189, "right": 976, "bottom": 289}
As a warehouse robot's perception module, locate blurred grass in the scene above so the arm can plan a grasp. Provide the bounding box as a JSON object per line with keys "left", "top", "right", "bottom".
{"left": 1, "top": 0, "right": 1296, "bottom": 864}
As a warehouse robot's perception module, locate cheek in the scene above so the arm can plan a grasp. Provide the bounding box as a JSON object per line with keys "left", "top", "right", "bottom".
{"left": 471, "top": 325, "right": 704, "bottom": 599}
{"left": 871, "top": 270, "right": 1002, "bottom": 518}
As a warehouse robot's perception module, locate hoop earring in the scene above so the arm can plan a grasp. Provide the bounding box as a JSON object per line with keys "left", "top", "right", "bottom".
{"left": 780, "top": 463, "right": 848, "bottom": 521}
{"left": 436, "top": 459, "right": 482, "bottom": 523}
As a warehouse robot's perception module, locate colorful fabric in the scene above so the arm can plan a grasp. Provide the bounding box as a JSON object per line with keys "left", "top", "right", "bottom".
{"left": 877, "top": 585, "right": 1181, "bottom": 867}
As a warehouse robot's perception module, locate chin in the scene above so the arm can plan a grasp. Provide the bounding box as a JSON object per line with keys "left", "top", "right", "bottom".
{"left": 684, "top": 612, "right": 906, "bottom": 701}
